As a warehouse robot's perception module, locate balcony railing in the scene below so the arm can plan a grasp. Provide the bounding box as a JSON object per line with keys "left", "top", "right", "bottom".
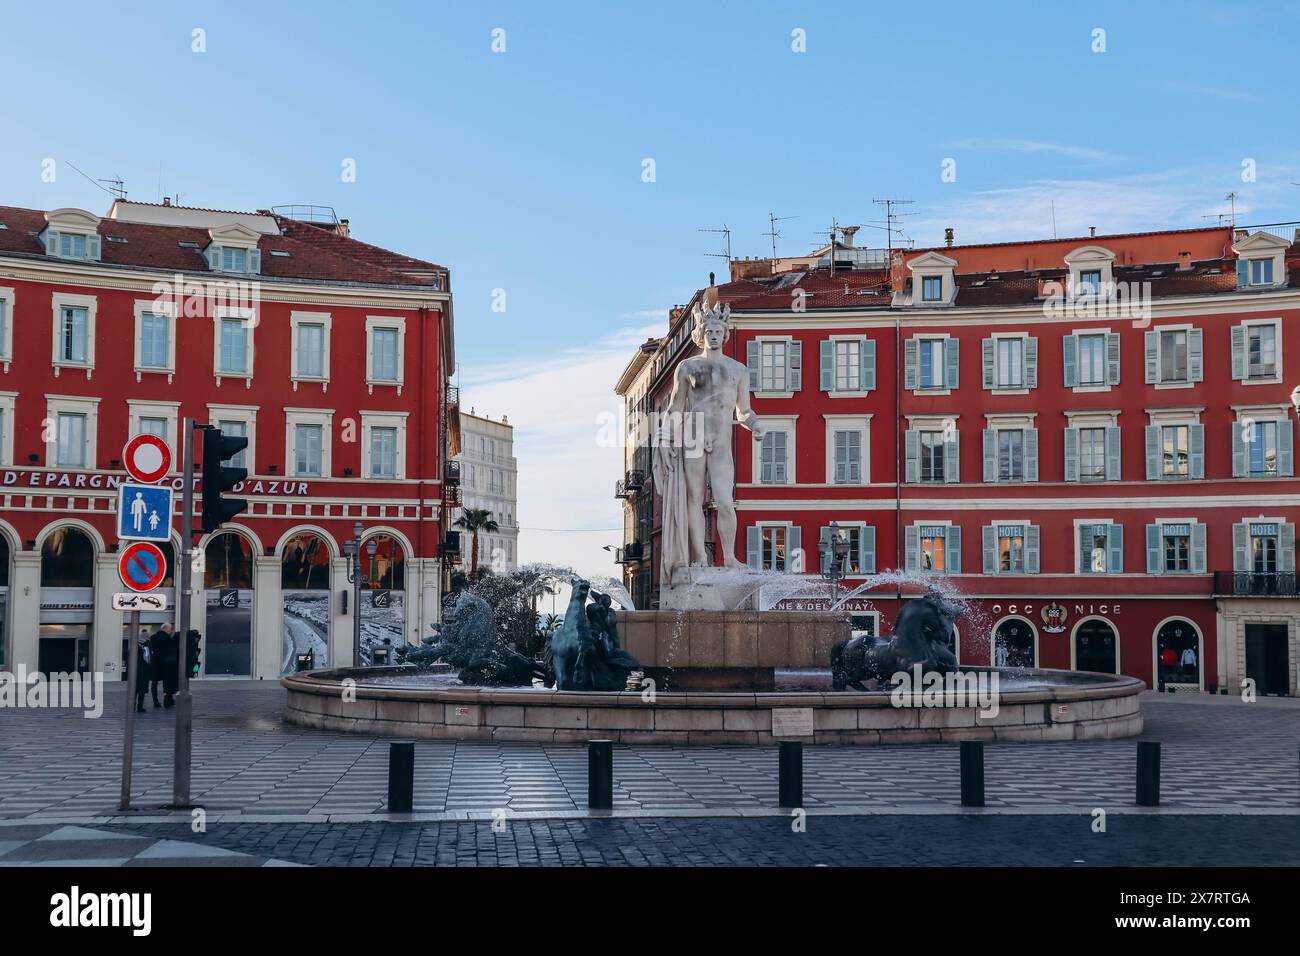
{"left": 615, "top": 470, "right": 647, "bottom": 499}
{"left": 1213, "top": 571, "right": 1298, "bottom": 597}
{"left": 447, "top": 385, "right": 460, "bottom": 406}
{"left": 444, "top": 484, "right": 463, "bottom": 508}
{"left": 444, "top": 460, "right": 461, "bottom": 484}
{"left": 620, "top": 541, "right": 645, "bottom": 563}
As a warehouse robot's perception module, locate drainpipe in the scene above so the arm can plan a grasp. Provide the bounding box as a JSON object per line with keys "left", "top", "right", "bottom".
{"left": 895, "top": 306, "right": 903, "bottom": 598}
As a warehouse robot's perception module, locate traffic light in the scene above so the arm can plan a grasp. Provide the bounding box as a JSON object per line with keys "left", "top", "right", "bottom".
{"left": 186, "top": 629, "right": 202, "bottom": 678}
{"left": 200, "top": 425, "right": 248, "bottom": 532}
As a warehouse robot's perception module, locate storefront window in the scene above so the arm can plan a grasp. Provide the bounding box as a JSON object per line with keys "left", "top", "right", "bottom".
{"left": 993, "top": 618, "right": 1034, "bottom": 668}
{"left": 281, "top": 531, "right": 331, "bottom": 676}
{"left": 41, "top": 527, "right": 95, "bottom": 587}
{"left": 1156, "top": 619, "right": 1199, "bottom": 688}
{"left": 205, "top": 532, "right": 254, "bottom": 590}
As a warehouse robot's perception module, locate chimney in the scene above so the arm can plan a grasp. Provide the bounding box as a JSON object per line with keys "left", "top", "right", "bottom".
{"left": 839, "top": 225, "right": 860, "bottom": 247}
{"left": 1178, "top": 251, "right": 1193, "bottom": 271}
{"left": 335, "top": 218, "right": 350, "bottom": 239}
{"left": 162, "top": 197, "right": 171, "bottom": 207}
{"left": 944, "top": 227, "right": 954, "bottom": 247}
{"left": 709, "top": 271, "right": 716, "bottom": 287}
{"left": 1089, "top": 225, "right": 1096, "bottom": 238}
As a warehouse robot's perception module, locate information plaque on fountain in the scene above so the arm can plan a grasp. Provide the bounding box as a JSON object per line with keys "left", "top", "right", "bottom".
{"left": 771, "top": 708, "right": 814, "bottom": 737}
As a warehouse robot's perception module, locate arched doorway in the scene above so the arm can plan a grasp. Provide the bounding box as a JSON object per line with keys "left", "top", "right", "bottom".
{"left": 39, "top": 526, "right": 96, "bottom": 674}
{"left": 280, "top": 530, "right": 332, "bottom": 675}
{"left": 360, "top": 532, "right": 406, "bottom": 664}
{"left": 993, "top": 617, "right": 1036, "bottom": 668}
{"left": 1073, "top": 618, "right": 1118, "bottom": 674}
{"left": 204, "top": 531, "right": 255, "bottom": 676}
{"left": 120, "top": 541, "right": 176, "bottom": 681}
{"left": 1155, "top": 618, "right": 1201, "bottom": 690}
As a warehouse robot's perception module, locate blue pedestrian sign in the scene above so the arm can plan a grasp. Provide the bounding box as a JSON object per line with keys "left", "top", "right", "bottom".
{"left": 117, "top": 483, "right": 174, "bottom": 542}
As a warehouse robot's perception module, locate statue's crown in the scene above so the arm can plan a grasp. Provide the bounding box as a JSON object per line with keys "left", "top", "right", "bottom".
{"left": 693, "top": 300, "right": 730, "bottom": 328}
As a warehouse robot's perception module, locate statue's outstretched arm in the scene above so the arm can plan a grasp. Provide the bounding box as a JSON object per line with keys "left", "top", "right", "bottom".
{"left": 735, "top": 370, "right": 765, "bottom": 440}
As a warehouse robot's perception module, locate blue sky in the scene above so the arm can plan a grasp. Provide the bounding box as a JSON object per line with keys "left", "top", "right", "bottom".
{"left": 3, "top": 0, "right": 1298, "bottom": 578}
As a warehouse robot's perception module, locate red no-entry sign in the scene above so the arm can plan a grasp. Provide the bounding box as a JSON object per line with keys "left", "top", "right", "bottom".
{"left": 122, "top": 434, "right": 172, "bottom": 484}
{"left": 119, "top": 541, "right": 168, "bottom": 592}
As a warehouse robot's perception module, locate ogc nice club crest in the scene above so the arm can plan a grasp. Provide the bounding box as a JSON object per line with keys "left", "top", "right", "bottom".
{"left": 1040, "top": 602, "right": 1068, "bottom": 633}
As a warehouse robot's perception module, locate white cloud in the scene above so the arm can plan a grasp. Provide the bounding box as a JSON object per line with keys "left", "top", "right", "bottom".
{"left": 953, "top": 139, "right": 1116, "bottom": 162}
{"left": 459, "top": 319, "right": 663, "bottom": 583}
{"left": 1165, "top": 81, "right": 1254, "bottom": 102}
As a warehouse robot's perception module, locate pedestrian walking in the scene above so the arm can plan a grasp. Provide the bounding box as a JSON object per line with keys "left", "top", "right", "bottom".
{"left": 133, "top": 628, "right": 152, "bottom": 714}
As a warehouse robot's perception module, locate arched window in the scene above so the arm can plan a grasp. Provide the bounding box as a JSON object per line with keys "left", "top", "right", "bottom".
{"left": 205, "top": 532, "right": 254, "bottom": 590}
{"left": 362, "top": 533, "right": 405, "bottom": 590}
{"left": 41, "top": 527, "right": 95, "bottom": 588}
{"left": 281, "top": 532, "right": 331, "bottom": 590}
{"left": 993, "top": 618, "right": 1035, "bottom": 668}
{"left": 1156, "top": 619, "right": 1200, "bottom": 687}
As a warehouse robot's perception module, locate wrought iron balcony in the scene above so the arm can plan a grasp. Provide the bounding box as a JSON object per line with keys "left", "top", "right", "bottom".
{"left": 444, "top": 460, "right": 461, "bottom": 484}
{"left": 1213, "top": 571, "right": 1298, "bottom": 597}
{"left": 615, "top": 470, "right": 647, "bottom": 499}
{"left": 444, "top": 484, "right": 463, "bottom": 508}
{"left": 447, "top": 385, "right": 460, "bottom": 406}
{"left": 621, "top": 541, "right": 645, "bottom": 562}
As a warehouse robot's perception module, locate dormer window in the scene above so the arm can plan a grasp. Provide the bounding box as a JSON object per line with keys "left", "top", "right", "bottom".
{"left": 205, "top": 222, "right": 263, "bottom": 275}
{"left": 41, "top": 208, "right": 103, "bottom": 262}
{"left": 1231, "top": 232, "right": 1289, "bottom": 290}
{"left": 921, "top": 276, "right": 942, "bottom": 301}
{"left": 1064, "top": 246, "right": 1116, "bottom": 297}
{"left": 902, "top": 251, "right": 958, "bottom": 307}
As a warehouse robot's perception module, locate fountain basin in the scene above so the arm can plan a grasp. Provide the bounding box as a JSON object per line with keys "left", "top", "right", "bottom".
{"left": 282, "top": 665, "right": 1144, "bottom": 745}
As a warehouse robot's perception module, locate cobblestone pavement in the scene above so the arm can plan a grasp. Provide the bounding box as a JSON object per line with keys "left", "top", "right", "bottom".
{"left": 90, "top": 814, "right": 1300, "bottom": 866}
{"left": 0, "top": 823, "right": 301, "bottom": 868}
{"left": 0, "top": 682, "right": 1296, "bottom": 819}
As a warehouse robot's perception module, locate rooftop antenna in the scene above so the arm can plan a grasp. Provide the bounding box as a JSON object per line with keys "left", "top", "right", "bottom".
{"left": 866, "top": 197, "right": 918, "bottom": 264}
{"left": 1051, "top": 200, "right": 1058, "bottom": 240}
{"left": 1224, "top": 191, "right": 1238, "bottom": 227}
{"left": 1201, "top": 212, "right": 1231, "bottom": 226}
{"left": 66, "top": 160, "right": 127, "bottom": 200}
{"left": 764, "top": 212, "right": 798, "bottom": 259}
{"left": 822, "top": 218, "right": 840, "bottom": 274}
{"left": 699, "top": 224, "right": 732, "bottom": 263}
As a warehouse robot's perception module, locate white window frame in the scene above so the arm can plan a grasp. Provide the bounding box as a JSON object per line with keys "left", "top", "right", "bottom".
{"left": 988, "top": 516, "right": 1033, "bottom": 574}
{"left": 126, "top": 400, "right": 181, "bottom": 471}
{"left": 0, "top": 286, "right": 14, "bottom": 373}
{"left": 0, "top": 391, "right": 16, "bottom": 466}
{"left": 751, "top": 415, "right": 797, "bottom": 485}
{"left": 823, "top": 520, "right": 872, "bottom": 577}
{"left": 914, "top": 519, "right": 954, "bottom": 574}
{"left": 912, "top": 334, "right": 953, "bottom": 395}
{"left": 1152, "top": 516, "right": 1200, "bottom": 575}
{"left": 1231, "top": 232, "right": 1288, "bottom": 289}
{"left": 905, "top": 251, "right": 957, "bottom": 307}
{"left": 213, "top": 306, "right": 256, "bottom": 386}
{"left": 824, "top": 414, "right": 870, "bottom": 485}
{"left": 207, "top": 404, "right": 258, "bottom": 474}
{"left": 753, "top": 335, "right": 794, "bottom": 397}
{"left": 1147, "top": 406, "right": 1203, "bottom": 480}
{"left": 45, "top": 394, "right": 100, "bottom": 469}
{"left": 289, "top": 310, "right": 332, "bottom": 392}
{"left": 365, "top": 315, "right": 406, "bottom": 395}
{"left": 1064, "top": 245, "right": 1116, "bottom": 297}
{"left": 360, "top": 410, "right": 409, "bottom": 480}
{"left": 990, "top": 331, "right": 1029, "bottom": 394}
{"left": 1153, "top": 323, "right": 1195, "bottom": 389}
{"left": 1071, "top": 326, "right": 1114, "bottom": 393}
{"left": 50, "top": 292, "right": 97, "bottom": 380}
{"left": 754, "top": 520, "right": 796, "bottom": 572}
{"left": 1066, "top": 410, "right": 1121, "bottom": 483}
{"left": 133, "top": 298, "right": 177, "bottom": 383}
{"left": 984, "top": 412, "right": 1036, "bottom": 483}
{"left": 285, "top": 408, "right": 334, "bottom": 479}
{"left": 1240, "top": 318, "right": 1283, "bottom": 385}
{"left": 827, "top": 334, "right": 871, "bottom": 397}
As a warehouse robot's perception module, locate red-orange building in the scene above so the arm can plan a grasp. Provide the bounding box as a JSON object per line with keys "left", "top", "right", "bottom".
{"left": 0, "top": 200, "right": 460, "bottom": 680}
{"left": 618, "top": 222, "right": 1300, "bottom": 696}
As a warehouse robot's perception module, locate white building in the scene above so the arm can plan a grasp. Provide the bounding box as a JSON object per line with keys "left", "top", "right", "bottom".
{"left": 454, "top": 409, "right": 519, "bottom": 571}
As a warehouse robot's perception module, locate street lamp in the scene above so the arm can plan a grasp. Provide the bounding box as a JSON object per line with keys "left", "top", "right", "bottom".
{"left": 344, "top": 521, "right": 369, "bottom": 666}
{"left": 818, "top": 521, "right": 850, "bottom": 605}
{"left": 1290, "top": 384, "right": 1300, "bottom": 416}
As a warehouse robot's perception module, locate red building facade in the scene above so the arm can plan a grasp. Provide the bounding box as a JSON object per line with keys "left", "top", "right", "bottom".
{"left": 621, "top": 224, "right": 1300, "bottom": 696}
{"left": 0, "top": 200, "right": 459, "bottom": 680}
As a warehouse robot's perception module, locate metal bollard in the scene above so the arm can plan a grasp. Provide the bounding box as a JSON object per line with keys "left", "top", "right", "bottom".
{"left": 778, "top": 741, "right": 803, "bottom": 808}
{"left": 960, "top": 741, "right": 985, "bottom": 807}
{"left": 1136, "top": 740, "right": 1161, "bottom": 807}
{"left": 588, "top": 739, "right": 613, "bottom": 809}
{"left": 387, "top": 741, "right": 414, "bottom": 813}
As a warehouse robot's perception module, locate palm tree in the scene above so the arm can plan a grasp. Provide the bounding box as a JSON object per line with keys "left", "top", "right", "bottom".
{"left": 454, "top": 508, "right": 499, "bottom": 577}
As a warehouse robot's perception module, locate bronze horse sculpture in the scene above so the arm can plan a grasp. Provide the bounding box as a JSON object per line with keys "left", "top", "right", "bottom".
{"left": 547, "top": 578, "right": 638, "bottom": 691}
{"left": 831, "top": 590, "right": 961, "bottom": 691}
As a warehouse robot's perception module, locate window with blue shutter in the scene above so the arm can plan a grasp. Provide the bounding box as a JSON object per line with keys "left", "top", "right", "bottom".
{"left": 760, "top": 430, "right": 788, "bottom": 484}
{"left": 833, "top": 429, "right": 861, "bottom": 484}
{"left": 1079, "top": 523, "right": 1122, "bottom": 573}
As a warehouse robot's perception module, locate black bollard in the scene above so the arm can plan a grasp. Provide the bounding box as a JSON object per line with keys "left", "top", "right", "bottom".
{"left": 588, "top": 739, "right": 613, "bottom": 810}
{"left": 1136, "top": 740, "right": 1161, "bottom": 807}
{"left": 387, "top": 741, "right": 414, "bottom": 813}
{"left": 960, "top": 741, "right": 985, "bottom": 807}
{"left": 778, "top": 741, "right": 803, "bottom": 808}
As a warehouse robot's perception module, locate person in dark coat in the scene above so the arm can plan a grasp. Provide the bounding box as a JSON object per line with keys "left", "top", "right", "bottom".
{"left": 133, "top": 628, "right": 153, "bottom": 713}
{"left": 149, "top": 623, "right": 179, "bottom": 708}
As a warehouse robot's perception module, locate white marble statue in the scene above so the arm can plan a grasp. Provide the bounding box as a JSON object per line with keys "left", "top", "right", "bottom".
{"left": 653, "top": 300, "right": 765, "bottom": 599}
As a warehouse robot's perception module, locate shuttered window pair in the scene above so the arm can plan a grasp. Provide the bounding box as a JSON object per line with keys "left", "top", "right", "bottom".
{"left": 817, "top": 525, "right": 876, "bottom": 576}
{"left": 759, "top": 430, "right": 789, "bottom": 484}
{"left": 1078, "top": 523, "right": 1124, "bottom": 573}
{"left": 982, "top": 524, "right": 1040, "bottom": 574}
{"left": 832, "top": 430, "right": 861, "bottom": 484}
{"left": 1230, "top": 322, "right": 1280, "bottom": 381}
{"left": 1064, "top": 426, "right": 1121, "bottom": 481}
{"left": 1144, "top": 328, "right": 1203, "bottom": 383}
{"left": 1063, "top": 332, "right": 1121, "bottom": 387}
{"left": 1232, "top": 418, "right": 1294, "bottom": 477}
{"left": 1145, "top": 522, "right": 1207, "bottom": 574}
{"left": 982, "top": 428, "right": 1038, "bottom": 482}
{"left": 1231, "top": 521, "right": 1296, "bottom": 575}
{"left": 205, "top": 244, "right": 262, "bottom": 275}
{"left": 818, "top": 337, "right": 876, "bottom": 392}
{"left": 905, "top": 524, "right": 961, "bottom": 573}
{"left": 746, "top": 524, "right": 802, "bottom": 572}
{"left": 1145, "top": 424, "right": 1204, "bottom": 479}
{"left": 982, "top": 336, "right": 1037, "bottom": 390}
{"left": 746, "top": 339, "right": 803, "bottom": 393}
{"left": 903, "top": 337, "right": 958, "bottom": 390}
{"left": 905, "top": 429, "right": 959, "bottom": 483}
{"left": 43, "top": 230, "right": 102, "bottom": 262}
